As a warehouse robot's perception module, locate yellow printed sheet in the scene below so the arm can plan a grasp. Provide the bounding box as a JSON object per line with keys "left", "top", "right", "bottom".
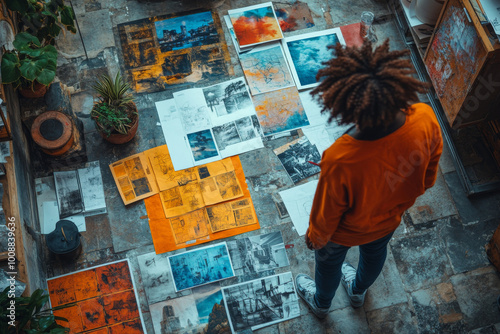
{"left": 145, "top": 156, "right": 260, "bottom": 254}
{"left": 144, "top": 145, "right": 244, "bottom": 218}
{"left": 110, "top": 153, "right": 159, "bottom": 205}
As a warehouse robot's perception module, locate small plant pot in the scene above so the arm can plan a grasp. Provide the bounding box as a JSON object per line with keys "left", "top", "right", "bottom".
{"left": 19, "top": 81, "right": 48, "bottom": 98}
{"left": 99, "top": 113, "right": 139, "bottom": 144}
{"left": 31, "top": 111, "right": 74, "bottom": 156}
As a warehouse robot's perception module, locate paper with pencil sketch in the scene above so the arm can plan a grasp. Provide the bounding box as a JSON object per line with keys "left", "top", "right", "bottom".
{"left": 279, "top": 180, "right": 318, "bottom": 236}
{"left": 206, "top": 198, "right": 257, "bottom": 232}
{"left": 169, "top": 209, "right": 210, "bottom": 245}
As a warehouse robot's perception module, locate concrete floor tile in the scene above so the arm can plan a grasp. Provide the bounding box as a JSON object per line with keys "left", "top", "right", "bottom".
{"left": 366, "top": 303, "right": 418, "bottom": 334}
{"left": 408, "top": 171, "right": 457, "bottom": 224}
{"left": 450, "top": 266, "right": 500, "bottom": 331}
{"left": 469, "top": 324, "right": 499, "bottom": 334}
{"left": 390, "top": 228, "right": 454, "bottom": 292}
{"left": 444, "top": 172, "right": 500, "bottom": 224}
{"left": 325, "top": 307, "right": 371, "bottom": 334}
{"left": 281, "top": 313, "right": 329, "bottom": 334}
{"left": 254, "top": 324, "right": 280, "bottom": 334}
{"left": 78, "top": 10, "right": 116, "bottom": 59}
{"left": 438, "top": 218, "right": 498, "bottom": 274}
{"left": 81, "top": 214, "right": 113, "bottom": 252}
{"left": 411, "top": 286, "right": 466, "bottom": 333}
{"left": 328, "top": 0, "right": 391, "bottom": 26}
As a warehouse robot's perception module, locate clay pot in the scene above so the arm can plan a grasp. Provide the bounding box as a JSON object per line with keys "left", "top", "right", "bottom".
{"left": 19, "top": 81, "right": 48, "bottom": 98}
{"left": 31, "top": 111, "right": 74, "bottom": 156}
{"left": 98, "top": 103, "right": 139, "bottom": 145}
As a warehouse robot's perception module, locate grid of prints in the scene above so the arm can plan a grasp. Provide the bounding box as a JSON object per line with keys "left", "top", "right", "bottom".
{"left": 228, "top": 2, "right": 284, "bottom": 48}
{"left": 47, "top": 260, "right": 145, "bottom": 333}
{"left": 168, "top": 242, "right": 235, "bottom": 291}
{"left": 222, "top": 272, "right": 300, "bottom": 332}
{"left": 274, "top": 136, "right": 321, "bottom": 183}
{"left": 282, "top": 27, "right": 346, "bottom": 90}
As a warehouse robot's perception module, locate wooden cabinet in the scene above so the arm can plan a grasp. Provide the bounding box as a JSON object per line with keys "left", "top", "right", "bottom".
{"left": 424, "top": 0, "right": 500, "bottom": 128}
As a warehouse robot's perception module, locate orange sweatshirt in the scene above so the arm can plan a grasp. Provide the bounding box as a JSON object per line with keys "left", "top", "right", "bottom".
{"left": 308, "top": 103, "right": 443, "bottom": 247}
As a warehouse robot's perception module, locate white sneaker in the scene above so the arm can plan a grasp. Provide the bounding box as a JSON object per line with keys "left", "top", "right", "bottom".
{"left": 341, "top": 262, "right": 367, "bottom": 308}
{"left": 295, "top": 274, "right": 330, "bottom": 319}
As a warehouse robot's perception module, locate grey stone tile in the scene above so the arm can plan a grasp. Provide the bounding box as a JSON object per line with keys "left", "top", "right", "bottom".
{"left": 325, "top": 307, "right": 371, "bottom": 334}
{"left": 366, "top": 303, "right": 418, "bottom": 334}
{"left": 411, "top": 285, "right": 466, "bottom": 333}
{"left": 390, "top": 228, "right": 454, "bottom": 292}
{"left": 439, "top": 139, "right": 456, "bottom": 174}
{"left": 444, "top": 171, "right": 500, "bottom": 224}
{"left": 328, "top": 0, "right": 391, "bottom": 27}
{"left": 281, "top": 313, "right": 329, "bottom": 334}
{"left": 451, "top": 266, "right": 500, "bottom": 331}
{"left": 469, "top": 325, "right": 500, "bottom": 334}
{"left": 407, "top": 170, "right": 457, "bottom": 224}
{"left": 438, "top": 218, "right": 498, "bottom": 274}
{"left": 81, "top": 214, "right": 113, "bottom": 253}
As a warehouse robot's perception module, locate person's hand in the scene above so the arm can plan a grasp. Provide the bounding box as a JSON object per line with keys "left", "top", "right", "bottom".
{"left": 305, "top": 228, "right": 323, "bottom": 250}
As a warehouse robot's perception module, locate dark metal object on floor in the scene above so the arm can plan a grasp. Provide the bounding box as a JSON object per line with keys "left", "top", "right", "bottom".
{"left": 46, "top": 220, "right": 82, "bottom": 259}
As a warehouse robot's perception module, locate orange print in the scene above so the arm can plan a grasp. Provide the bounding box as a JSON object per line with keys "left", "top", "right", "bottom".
{"left": 232, "top": 16, "right": 281, "bottom": 46}
{"left": 102, "top": 290, "right": 139, "bottom": 323}
{"left": 79, "top": 297, "right": 107, "bottom": 331}
{"left": 53, "top": 305, "right": 83, "bottom": 334}
{"left": 96, "top": 261, "right": 133, "bottom": 295}
{"left": 108, "top": 318, "right": 144, "bottom": 334}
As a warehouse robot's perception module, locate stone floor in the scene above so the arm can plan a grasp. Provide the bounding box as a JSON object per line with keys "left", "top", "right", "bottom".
{"left": 42, "top": 0, "right": 500, "bottom": 333}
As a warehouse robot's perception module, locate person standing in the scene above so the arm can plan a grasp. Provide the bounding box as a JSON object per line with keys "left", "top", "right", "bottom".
{"left": 295, "top": 39, "right": 443, "bottom": 318}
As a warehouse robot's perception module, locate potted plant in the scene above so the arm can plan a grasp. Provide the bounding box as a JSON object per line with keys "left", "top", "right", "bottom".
{"left": 0, "top": 32, "right": 58, "bottom": 98}
{"left": 0, "top": 287, "right": 69, "bottom": 333}
{"left": 90, "top": 72, "right": 139, "bottom": 144}
{"left": 5, "top": 0, "right": 76, "bottom": 46}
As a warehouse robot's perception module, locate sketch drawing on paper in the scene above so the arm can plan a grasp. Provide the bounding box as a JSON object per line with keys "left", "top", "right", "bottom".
{"left": 154, "top": 11, "right": 219, "bottom": 52}
{"left": 274, "top": 136, "right": 321, "bottom": 183}
{"left": 239, "top": 45, "right": 294, "bottom": 95}
{"left": 227, "top": 231, "right": 289, "bottom": 277}
{"left": 252, "top": 87, "right": 310, "bottom": 136}
{"left": 169, "top": 209, "right": 209, "bottom": 244}
{"left": 77, "top": 161, "right": 106, "bottom": 214}
{"left": 202, "top": 78, "right": 253, "bottom": 117}
{"left": 187, "top": 129, "right": 219, "bottom": 162}
{"left": 229, "top": 3, "right": 283, "bottom": 48}
{"left": 149, "top": 295, "right": 200, "bottom": 334}
{"left": 199, "top": 171, "right": 243, "bottom": 204}
{"left": 222, "top": 272, "right": 300, "bottom": 332}
{"left": 53, "top": 170, "right": 83, "bottom": 218}
{"left": 137, "top": 251, "right": 190, "bottom": 305}
{"left": 212, "top": 116, "right": 259, "bottom": 151}
{"left": 279, "top": 180, "right": 318, "bottom": 236}
{"left": 275, "top": 2, "right": 315, "bottom": 32}
{"left": 283, "top": 28, "right": 346, "bottom": 90}
{"left": 168, "top": 242, "right": 234, "bottom": 291}
{"left": 160, "top": 181, "right": 205, "bottom": 217}
{"left": 206, "top": 198, "right": 257, "bottom": 232}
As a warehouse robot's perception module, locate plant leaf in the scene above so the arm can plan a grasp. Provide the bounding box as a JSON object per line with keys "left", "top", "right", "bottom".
{"left": 13, "top": 32, "right": 41, "bottom": 50}
{"left": 37, "top": 315, "right": 55, "bottom": 331}
{"left": 19, "top": 59, "right": 42, "bottom": 81}
{"left": 1, "top": 53, "right": 21, "bottom": 84}
{"left": 5, "top": 0, "right": 29, "bottom": 14}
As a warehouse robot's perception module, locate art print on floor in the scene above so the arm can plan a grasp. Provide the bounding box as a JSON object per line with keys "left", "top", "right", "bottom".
{"left": 187, "top": 129, "right": 220, "bottom": 162}
{"left": 168, "top": 242, "right": 234, "bottom": 291}
{"left": 222, "top": 272, "right": 300, "bottom": 332}
{"left": 252, "top": 87, "right": 310, "bottom": 136}
{"left": 274, "top": 136, "right": 321, "bottom": 183}
{"left": 282, "top": 27, "right": 346, "bottom": 90}
{"left": 137, "top": 251, "right": 192, "bottom": 305}
{"left": 47, "top": 260, "right": 145, "bottom": 333}
{"left": 149, "top": 283, "right": 230, "bottom": 334}
{"left": 228, "top": 2, "right": 284, "bottom": 48}
{"left": 227, "top": 231, "right": 290, "bottom": 277}
{"left": 118, "top": 9, "right": 231, "bottom": 93}
{"left": 206, "top": 198, "right": 258, "bottom": 232}
{"left": 53, "top": 170, "right": 83, "bottom": 218}
{"left": 239, "top": 44, "right": 295, "bottom": 95}
{"left": 202, "top": 78, "right": 254, "bottom": 117}
{"left": 275, "top": 2, "right": 315, "bottom": 32}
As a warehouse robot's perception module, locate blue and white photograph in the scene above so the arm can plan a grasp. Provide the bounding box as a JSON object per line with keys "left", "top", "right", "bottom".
{"left": 168, "top": 242, "right": 235, "bottom": 291}
{"left": 155, "top": 11, "right": 219, "bottom": 52}
{"left": 186, "top": 129, "right": 219, "bottom": 162}
{"left": 282, "top": 28, "right": 346, "bottom": 90}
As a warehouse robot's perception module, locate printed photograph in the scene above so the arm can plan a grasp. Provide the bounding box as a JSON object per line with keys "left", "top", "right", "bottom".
{"left": 235, "top": 116, "right": 257, "bottom": 141}
{"left": 193, "top": 283, "right": 230, "bottom": 333}
{"left": 239, "top": 45, "right": 294, "bottom": 95}
{"left": 212, "top": 122, "right": 241, "bottom": 151}
{"left": 222, "top": 272, "right": 300, "bottom": 332}
{"left": 252, "top": 87, "right": 310, "bottom": 136}
{"left": 155, "top": 11, "right": 219, "bottom": 52}
{"left": 53, "top": 170, "right": 83, "bottom": 218}
{"left": 168, "top": 242, "right": 234, "bottom": 291}
{"left": 275, "top": 2, "right": 315, "bottom": 32}
{"left": 283, "top": 28, "right": 346, "bottom": 90}
{"left": 137, "top": 251, "right": 191, "bottom": 305}
{"left": 202, "top": 78, "right": 253, "bottom": 117}
{"left": 274, "top": 136, "right": 321, "bottom": 183}
{"left": 229, "top": 3, "right": 283, "bottom": 48}
{"left": 187, "top": 129, "right": 219, "bottom": 162}
{"left": 227, "top": 231, "right": 289, "bottom": 277}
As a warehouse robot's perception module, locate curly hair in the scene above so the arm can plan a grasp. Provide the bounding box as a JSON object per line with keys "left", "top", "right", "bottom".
{"left": 311, "top": 39, "right": 429, "bottom": 131}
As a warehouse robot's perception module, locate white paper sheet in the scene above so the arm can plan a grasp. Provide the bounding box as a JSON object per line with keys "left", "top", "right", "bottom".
{"left": 223, "top": 15, "right": 241, "bottom": 53}
{"left": 480, "top": 0, "right": 500, "bottom": 34}
{"left": 36, "top": 176, "right": 57, "bottom": 232}
{"left": 299, "top": 90, "right": 329, "bottom": 126}
{"left": 77, "top": 161, "right": 106, "bottom": 215}
{"left": 279, "top": 180, "right": 318, "bottom": 236}
{"left": 42, "top": 201, "right": 86, "bottom": 234}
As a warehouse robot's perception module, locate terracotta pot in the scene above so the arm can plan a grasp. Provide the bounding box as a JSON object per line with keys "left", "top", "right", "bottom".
{"left": 98, "top": 103, "right": 139, "bottom": 144}
{"left": 19, "top": 81, "right": 48, "bottom": 98}
{"left": 31, "top": 111, "right": 74, "bottom": 156}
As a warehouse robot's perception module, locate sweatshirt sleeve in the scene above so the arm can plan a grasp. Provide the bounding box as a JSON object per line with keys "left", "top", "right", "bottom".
{"left": 307, "top": 164, "right": 349, "bottom": 248}
{"left": 424, "top": 123, "right": 443, "bottom": 190}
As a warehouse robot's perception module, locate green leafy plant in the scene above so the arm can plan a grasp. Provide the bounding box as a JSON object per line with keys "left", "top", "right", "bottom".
{"left": 91, "top": 72, "right": 137, "bottom": 137}
{"left": 0, "top": 287, "right": 69, "bottom": 334}
{"left": 1, "top": 32, "right": 58, "bottom": 90}
{"left": 5, "top": 0, "right": 76, "bottom": 46}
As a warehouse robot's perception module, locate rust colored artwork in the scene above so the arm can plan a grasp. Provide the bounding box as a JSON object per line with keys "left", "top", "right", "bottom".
{"left": 275, "top": 2, "right": 315, "bottom": 32}
{"left": 118, "top": 9, "right": 232, "bottom": 93}
{"left": 48, "top": 260, "right": 144, "bottom": 334}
